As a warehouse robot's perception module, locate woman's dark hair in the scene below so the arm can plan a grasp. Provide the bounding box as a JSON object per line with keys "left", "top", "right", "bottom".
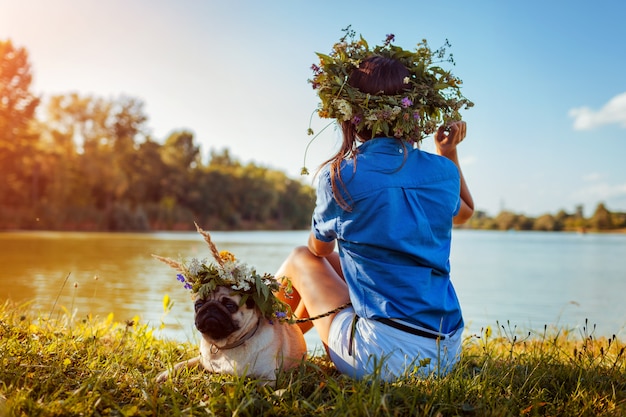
{"left": 320, "top": 56, "right": 409, "bottom": 211}
{"left": 348, "top": 55, "right": 410, "bottom": 96}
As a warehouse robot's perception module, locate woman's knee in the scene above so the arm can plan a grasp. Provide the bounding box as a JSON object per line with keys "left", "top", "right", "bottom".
{"left": 287, "top": 245, "right": 318, "bottom": 268}
{"left": 283, "top": 246, "right": 334, "bottom": 286}
{"left": 293, "top": 244, "right": 314, "bottom": 256}
{"left": 278, "top": 246, "right": 313, "bottom": 284}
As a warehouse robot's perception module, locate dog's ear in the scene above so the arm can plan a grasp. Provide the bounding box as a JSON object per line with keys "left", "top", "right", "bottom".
{"left": 245, "top": 297, "right": 255, "bottom": 309}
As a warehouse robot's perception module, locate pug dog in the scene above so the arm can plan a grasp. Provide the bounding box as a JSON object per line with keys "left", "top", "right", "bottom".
{"left": 156, "top": 285, "right": 307, "bottom": 384}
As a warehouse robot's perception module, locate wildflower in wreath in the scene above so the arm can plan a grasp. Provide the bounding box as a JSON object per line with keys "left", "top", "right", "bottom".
{"left": 153, "top": 223, "right": 293, "bottom": 324}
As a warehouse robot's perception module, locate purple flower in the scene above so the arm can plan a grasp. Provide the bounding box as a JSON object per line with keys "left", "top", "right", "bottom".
{"left": 275, "top": 311, "right": 287, "bottom": 319}
{"left": 413, "top": 112, "right": 421, "bottom": 120}
{"left": 176, "top": 274, "right": 185, "bottom": 283}
{"left": 384, "top": 34, "right": 395, "bottom": 45}
{"left": 184, "top": 283, "right": 193, "bottom": 290}
{"left": 401, "top": 97, "right": 413, "bottom": 108}
{"left": 311, "top": 64, "right": 321, "bottom": 75}
{"left": 351, "top": 115, "right": 362, "bottom": 125}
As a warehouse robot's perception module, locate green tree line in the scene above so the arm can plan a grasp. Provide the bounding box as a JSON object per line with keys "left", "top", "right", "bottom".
{"left": 1, "top": 39, "right": 315, "bottom": 231}
{"left": 457, "top": 203, "right": 626, "bottom": 233}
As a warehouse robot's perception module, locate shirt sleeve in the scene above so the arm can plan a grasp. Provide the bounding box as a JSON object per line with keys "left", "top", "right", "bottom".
{"left": 311, "top": 168, "right": 339, "bottom": 242}
{"left": 451, "top": 165, "right": 462, "bottom": 217}
{"left": 452, "top": 194, "right": 461, "bottom": 217}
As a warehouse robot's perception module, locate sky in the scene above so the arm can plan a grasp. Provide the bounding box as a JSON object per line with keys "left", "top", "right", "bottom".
{"left": 1, "top": 0, "right": 625, "bottom": 217}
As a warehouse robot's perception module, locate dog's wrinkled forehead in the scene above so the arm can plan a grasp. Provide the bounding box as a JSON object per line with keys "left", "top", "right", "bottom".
{"left": 193, "top": 285, "right": 241, "bottom": 302}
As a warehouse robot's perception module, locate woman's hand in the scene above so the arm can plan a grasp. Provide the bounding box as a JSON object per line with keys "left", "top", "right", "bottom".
{"left": 434, "top": 120, "right": 474, "bottom": 224}
{"left": 435, "top": 121, "right": 467, "bottom": 156}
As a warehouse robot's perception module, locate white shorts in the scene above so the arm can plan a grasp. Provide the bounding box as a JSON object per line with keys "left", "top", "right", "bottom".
{"left": 327, "top": 307, "right": 462, "bottom": 381}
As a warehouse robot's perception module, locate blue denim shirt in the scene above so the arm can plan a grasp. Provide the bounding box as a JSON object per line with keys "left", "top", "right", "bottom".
{"left": 312, "top": 137, "right": 463, "bottom": 333}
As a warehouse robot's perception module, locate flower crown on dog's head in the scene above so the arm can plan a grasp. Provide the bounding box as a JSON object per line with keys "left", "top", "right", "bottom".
{"left": 153, "top": 223, "right": 292, "bottom": 324}
{"left": 307, "top": 25, "right": 473, "bottom": 145}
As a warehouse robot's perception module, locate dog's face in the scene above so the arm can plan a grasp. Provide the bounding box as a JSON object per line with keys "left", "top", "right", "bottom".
{"left": 193, "top": 286, "right": 259, "bottom": 343}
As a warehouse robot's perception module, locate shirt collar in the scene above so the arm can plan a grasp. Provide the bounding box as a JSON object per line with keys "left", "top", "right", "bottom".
{"left": 358, "top": 137, "right": 406, "bottom": 155}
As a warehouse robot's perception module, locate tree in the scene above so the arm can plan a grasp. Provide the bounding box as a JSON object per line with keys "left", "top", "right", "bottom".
{"left": 0, "top": 40, "right": 41, "bottom": 207}
{"left": 533, "top": 214, "right": 557, "bottom": 231}
{"left": 494, "top": 211, "right": 518, "bottom": 231}
{"left": 158, "top": 130, "right": 201, "bottom": 209}
{"left": 0, "top": 40, "right": 39, "bottom": 146}
{"left": 590, "top": 203, "right": 613, "bottom": 230}
{"left": 161, "top": 130, "right": 200, "bottom": 171}
{"left": 35, "top": 93, "right": 154, "bottom": 229}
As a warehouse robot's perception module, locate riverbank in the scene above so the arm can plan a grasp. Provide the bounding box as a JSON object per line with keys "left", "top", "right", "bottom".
{"left": 1, "top": 302, "right": 624, "bottom": 416}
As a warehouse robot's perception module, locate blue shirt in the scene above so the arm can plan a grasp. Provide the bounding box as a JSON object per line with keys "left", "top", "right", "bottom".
{"left": 312, "top": 137, "right": 463, "bottom": 333}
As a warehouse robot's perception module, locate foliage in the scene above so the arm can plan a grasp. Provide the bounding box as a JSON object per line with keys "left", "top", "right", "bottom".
{"left": 459, "top": 203, "right": 626, "bottom": 233}
{"left": 0, "top": 40, "right": 315, "bottom": 232}
{"left": 0, "top": 40, "right": 40, "bottom": 209}
{"left": 0, "top": 40, "right": 39, "bottom": 141}
{"left": 1, "top": 302, "right": 624, "bottom": 416}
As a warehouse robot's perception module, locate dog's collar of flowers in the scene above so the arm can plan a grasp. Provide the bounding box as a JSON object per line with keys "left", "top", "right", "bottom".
{"left": 153, "top": 223, "right": 292, "bottom": 324}
{"left": 305, "top": 26, "right": 473, "bottom": 162}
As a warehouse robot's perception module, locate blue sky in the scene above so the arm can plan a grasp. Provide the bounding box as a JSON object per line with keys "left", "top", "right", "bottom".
{"left": 2, "top": 0, "right": 625, "bottom": 217}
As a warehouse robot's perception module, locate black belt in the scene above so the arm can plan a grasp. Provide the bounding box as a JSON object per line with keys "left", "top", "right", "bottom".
{"left": 377, "top": 318, "right": 446, "bottom": 340}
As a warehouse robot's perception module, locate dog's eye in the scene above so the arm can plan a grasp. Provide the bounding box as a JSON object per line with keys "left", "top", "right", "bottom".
{"left": 222, "top": 300, "right": 238, "bottom": 313}
{"left": 194, "top": 300, "right": 204, "bottom": 312}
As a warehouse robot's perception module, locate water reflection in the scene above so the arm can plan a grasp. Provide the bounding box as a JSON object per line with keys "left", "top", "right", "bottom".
{"left": 0, "top": 230, "right": 311, "bottom": 344}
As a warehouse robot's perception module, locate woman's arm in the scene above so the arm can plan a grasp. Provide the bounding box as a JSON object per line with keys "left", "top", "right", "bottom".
{"left": 434, "top": 121, "right": 475, "bottom": 225}
{"left": 307, "top": 231, "right": 336, "bottom": 257}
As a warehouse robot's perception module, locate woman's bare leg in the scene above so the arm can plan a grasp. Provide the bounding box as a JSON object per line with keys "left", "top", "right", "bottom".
{"left": 276, "top": 246, "right": 349, "bottom": 344}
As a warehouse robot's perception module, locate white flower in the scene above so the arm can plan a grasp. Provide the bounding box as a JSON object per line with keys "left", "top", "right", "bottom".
{"left": 334, "top": 99, "right": 353, "bottom": 121}
{"left": 188, "top": 258, "right": 206, "bottom": 276}
{"left": 224, "top": 260, "right": 249, "bottom": 281}
{"left": 366, "top": 112, "right": 379, "bottom": 122}
{"left": 231, "top": 281, "right": 251, "bottom": 291}
{"left": 403, "top": 76, "right": 410, "bottom": 84}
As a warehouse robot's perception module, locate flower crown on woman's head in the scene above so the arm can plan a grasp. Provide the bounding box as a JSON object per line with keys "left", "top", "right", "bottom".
{"left": 305, "top": 26, "right": 473, "bottom": 160}
{"left": 153, "top": 223, "right": 292, "bottom": 324}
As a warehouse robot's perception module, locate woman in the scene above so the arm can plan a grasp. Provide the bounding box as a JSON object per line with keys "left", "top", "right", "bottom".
{"left": 277, "top": 34, "right": 474, "bottom": 380}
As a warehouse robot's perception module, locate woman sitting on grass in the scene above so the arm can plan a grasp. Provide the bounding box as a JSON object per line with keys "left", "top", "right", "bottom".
{"left": 276, "top": 28, "right": 474, "bottom": 381}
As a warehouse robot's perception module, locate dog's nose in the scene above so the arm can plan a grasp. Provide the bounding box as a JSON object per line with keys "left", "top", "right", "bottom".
{"left": 195, "top": 304, "right": 238, "bottom": 340}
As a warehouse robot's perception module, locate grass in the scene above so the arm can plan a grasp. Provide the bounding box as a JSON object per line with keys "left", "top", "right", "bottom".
{"left": 0, "top": 301, "right": 625, "bottom": 417}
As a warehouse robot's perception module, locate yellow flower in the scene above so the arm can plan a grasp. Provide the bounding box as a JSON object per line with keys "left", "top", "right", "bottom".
{"left": 219, "top": 251, "right": 236, "bottom": 262}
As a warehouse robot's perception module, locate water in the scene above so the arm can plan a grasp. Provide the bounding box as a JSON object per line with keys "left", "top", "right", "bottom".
{"left": 450, "top": 230, "right": 626, "bottom": 337}
{"left": 1, "top": 230, "right": 625, "bottom": 353}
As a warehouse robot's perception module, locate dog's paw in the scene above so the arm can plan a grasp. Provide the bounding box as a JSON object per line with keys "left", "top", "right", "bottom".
{"left": 155, "top": 357, "right": 201, "bottom": 383}
{"left": 155, "top": 370, "right": 170, "bottom": 384}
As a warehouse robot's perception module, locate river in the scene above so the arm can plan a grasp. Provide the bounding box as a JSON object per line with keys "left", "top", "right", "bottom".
{"left": 1, "top": 229, "right": 625, "bottom": 352}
